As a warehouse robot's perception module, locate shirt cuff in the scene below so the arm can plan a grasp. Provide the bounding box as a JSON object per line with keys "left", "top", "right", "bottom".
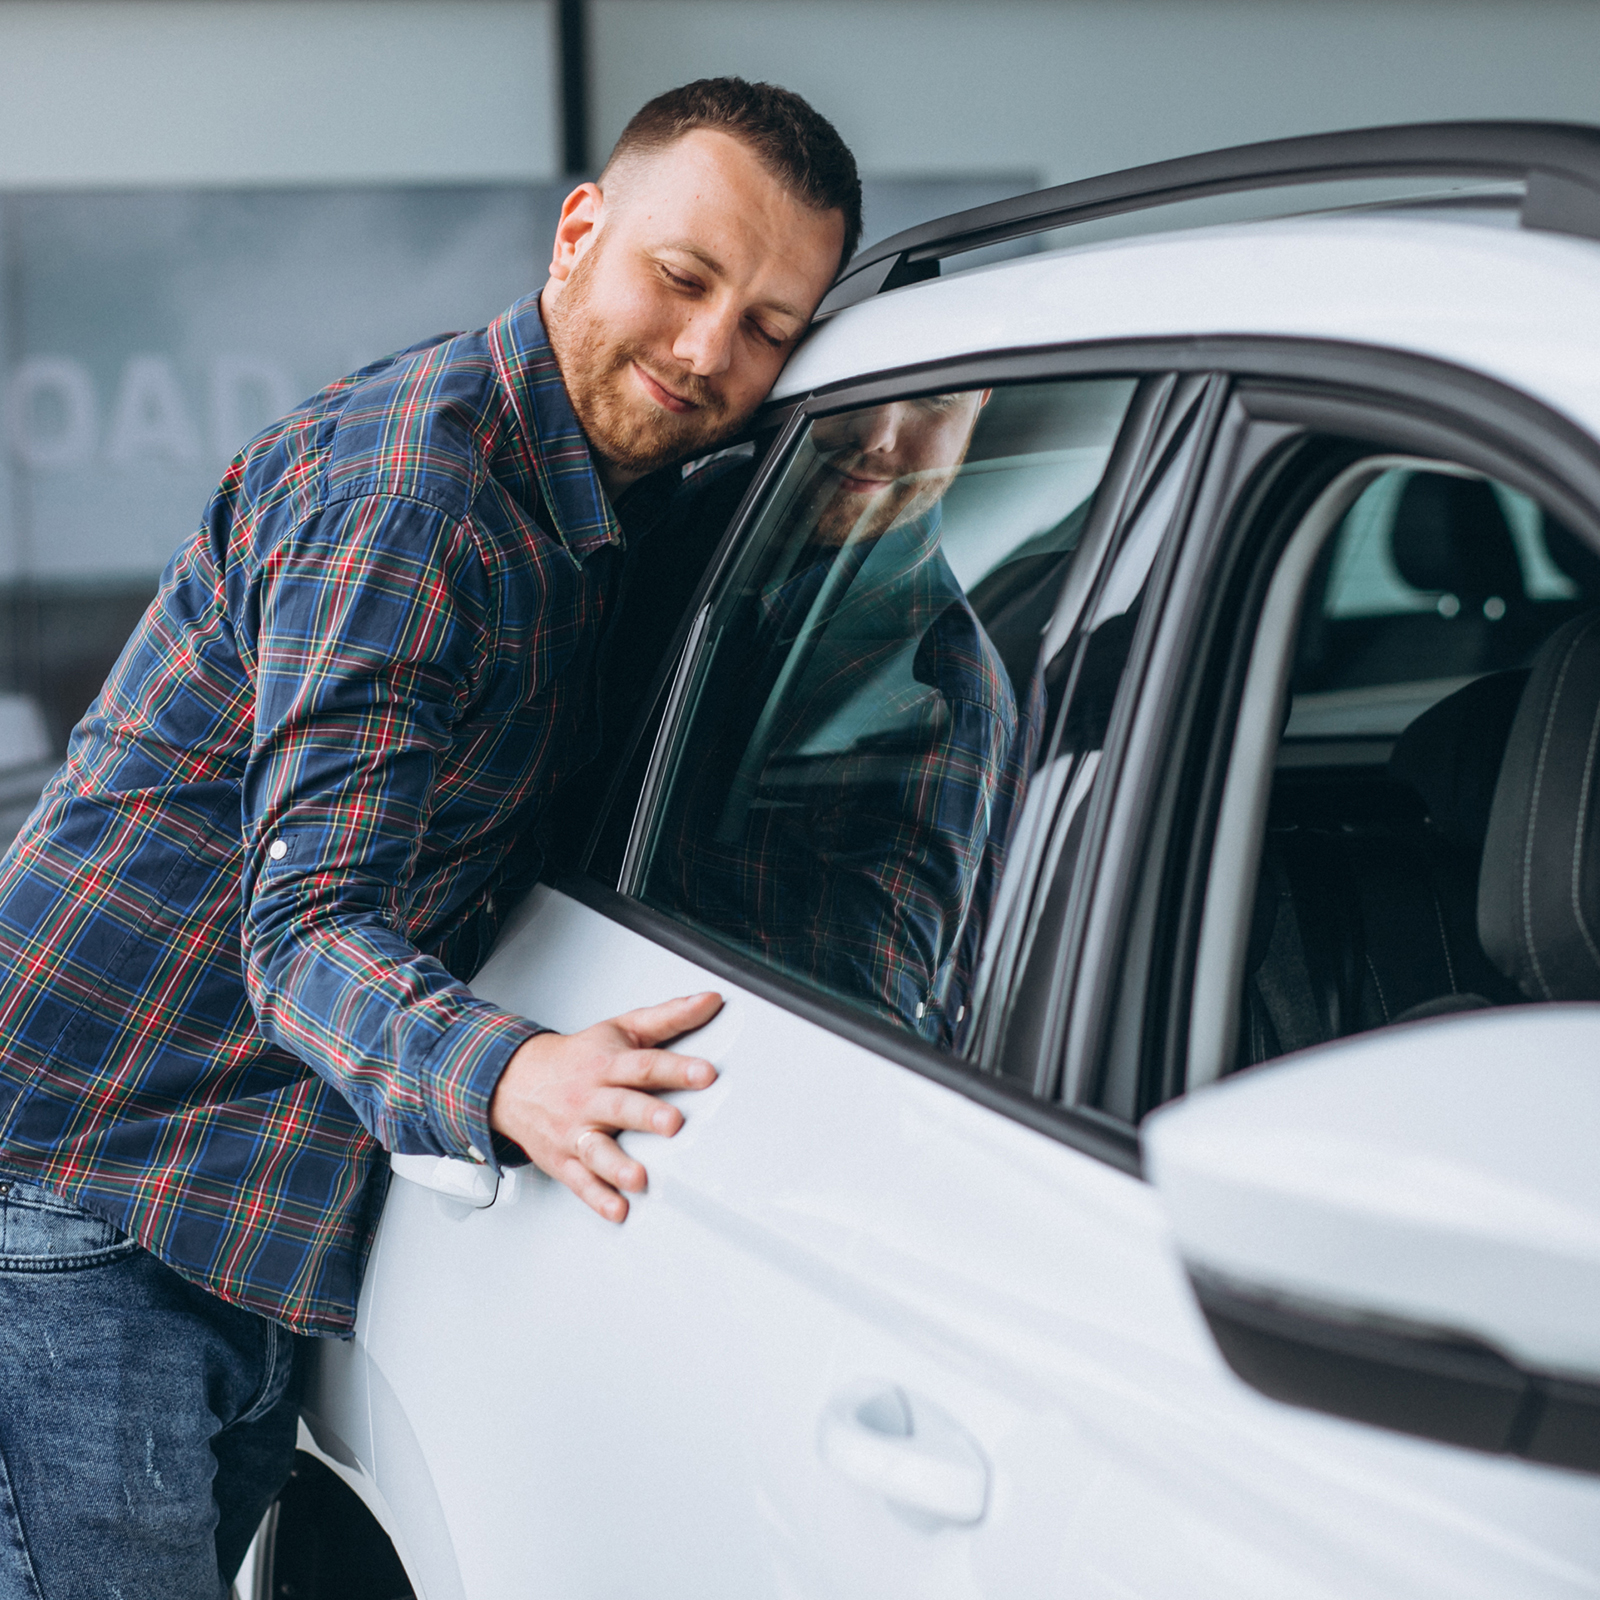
{"left": 420, "top": 1005, "right": 546, "bottom": 1171}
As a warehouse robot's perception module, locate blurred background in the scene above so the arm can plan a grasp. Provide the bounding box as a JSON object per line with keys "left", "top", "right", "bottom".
{"left": 0, "top": 0, "right": 1598, "bottom": 834}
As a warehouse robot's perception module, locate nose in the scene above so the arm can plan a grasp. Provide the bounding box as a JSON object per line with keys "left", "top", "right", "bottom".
{"left": 672, "top": 303, "right": 737, "bottom": 378}
{"left": 852, "top": 404, "right": 904, "bottom": 460}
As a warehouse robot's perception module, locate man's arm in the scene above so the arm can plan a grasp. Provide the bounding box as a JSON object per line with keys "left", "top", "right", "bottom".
{"left": 241, "top": 492, "right": 713, "bottom": 1218}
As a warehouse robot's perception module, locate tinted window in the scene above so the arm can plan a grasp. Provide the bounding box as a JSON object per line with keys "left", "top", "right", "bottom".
{"left": 632, "top": 377, "right": 1136, "bottom": 1046}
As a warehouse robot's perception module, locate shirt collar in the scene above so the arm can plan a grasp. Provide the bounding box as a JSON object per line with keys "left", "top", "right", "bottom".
{"left": 487, "top": 291, "right": 622, "bottom": 564}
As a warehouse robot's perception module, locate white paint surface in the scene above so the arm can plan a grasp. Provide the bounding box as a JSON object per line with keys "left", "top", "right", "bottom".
{"left": 775, "top": 215, "right": 1600, "bottom": 440}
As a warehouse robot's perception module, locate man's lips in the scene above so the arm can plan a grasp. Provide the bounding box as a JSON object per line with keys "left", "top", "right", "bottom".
{"left": 829, "top": 464, "right": 895, "bottom": 494}
{"left": 632, "top": 362, "right": 697, "bottom": 415}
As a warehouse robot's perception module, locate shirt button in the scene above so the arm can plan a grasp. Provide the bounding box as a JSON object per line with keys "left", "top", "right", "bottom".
{"left": 467, "top": 1144, "right": 486, "bottom": 1163}
{"left": 268, "top": 839, "right": 288, "bottom": 861}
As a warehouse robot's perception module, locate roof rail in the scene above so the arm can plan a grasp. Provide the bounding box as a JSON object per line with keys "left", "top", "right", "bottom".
{"left": 818, "top": 120, "right": 1600, "bottom": 316}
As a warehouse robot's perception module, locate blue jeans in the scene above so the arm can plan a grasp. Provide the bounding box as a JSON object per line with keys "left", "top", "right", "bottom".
{"left": 0, "top": 1174, "right": 301, "bottom": 1599}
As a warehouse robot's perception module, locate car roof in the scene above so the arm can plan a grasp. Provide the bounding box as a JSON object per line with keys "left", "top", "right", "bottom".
{"left": 773, "top": 211, "right": 1600, "bottom": 437}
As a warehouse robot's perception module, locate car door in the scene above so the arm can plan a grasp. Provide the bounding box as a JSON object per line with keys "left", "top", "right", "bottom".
{"left": 348, "top": 360, "right": 1206, "bottom": 1599}
{"left": 1039, "top": 354, "right": 1600, "bottom": 1598}
{"left": 339, "top": 344, "right": 1600, "bottom": 1600}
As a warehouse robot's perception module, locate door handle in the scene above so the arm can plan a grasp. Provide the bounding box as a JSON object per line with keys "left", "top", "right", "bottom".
{"left": 818, "top": 1383, "right": 989, "bottom": 1526}
{"left": 390, "top": 1152, "right": 498, "bottom": 1208}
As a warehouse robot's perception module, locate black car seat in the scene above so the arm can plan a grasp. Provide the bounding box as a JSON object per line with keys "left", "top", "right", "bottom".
{"left": 1300, "top": 472, "right": 1536, "bottom": 692}
{"left": 1479, "top": 609, "right": 1600, "bottom": 1002}
{"left": 1239, "top": 669, "right": 1527, "bottom": 1065}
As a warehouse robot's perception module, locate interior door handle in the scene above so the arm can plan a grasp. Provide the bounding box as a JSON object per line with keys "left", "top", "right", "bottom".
{"left": 390, "top": 1152, "right": 498, "bottom": 1208}
{"left": 818, "top": 1382, "right": 989, "bottom": 1526}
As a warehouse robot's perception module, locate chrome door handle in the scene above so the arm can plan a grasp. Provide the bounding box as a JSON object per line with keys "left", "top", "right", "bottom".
{"left": 818, "top": 1382, "right": 989, "bottom": 1526}
{"left": 389, "top": 1152, "right": 498, "bottom": 1208}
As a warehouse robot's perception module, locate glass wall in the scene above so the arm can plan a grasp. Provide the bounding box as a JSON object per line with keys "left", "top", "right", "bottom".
{"left": 0, "top": 175, "right": 1032, "bottom": 844}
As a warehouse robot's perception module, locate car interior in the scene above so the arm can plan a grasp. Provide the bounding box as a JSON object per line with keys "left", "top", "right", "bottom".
{"left": 1233, "top": 461, "right": 1600, "bottom": 1073}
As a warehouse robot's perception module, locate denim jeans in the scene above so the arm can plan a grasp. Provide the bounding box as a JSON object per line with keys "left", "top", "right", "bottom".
{"left": 0, "top": 1174, "right": 301, "bottom": 1600}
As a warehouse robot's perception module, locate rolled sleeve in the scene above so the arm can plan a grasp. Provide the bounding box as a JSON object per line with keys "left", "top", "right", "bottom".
{"left": 240, "top": 490, "right": 543, "bottom": 1163}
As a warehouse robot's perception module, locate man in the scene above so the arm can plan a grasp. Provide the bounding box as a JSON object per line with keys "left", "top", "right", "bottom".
{"left": 644, "top": 388, "right": 1038, "bottom": 1045}
{"left": 0, "top": 79, "right": 858, "bottom": 1596}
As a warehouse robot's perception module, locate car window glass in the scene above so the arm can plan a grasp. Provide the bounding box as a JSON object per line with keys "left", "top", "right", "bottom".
{"left": 983, "top": 397, "right": 1211, "bottom": 1092}
{"left": 1240, "top": 463, "right": 1596, "bottom": 1075}
{"left": 631, "top": 377, "right": 1137, "bottom": 1049}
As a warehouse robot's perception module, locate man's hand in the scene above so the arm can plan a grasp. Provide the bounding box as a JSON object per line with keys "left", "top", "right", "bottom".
{"left": 490, "top": 991, "right": 722, "bottom": 1222}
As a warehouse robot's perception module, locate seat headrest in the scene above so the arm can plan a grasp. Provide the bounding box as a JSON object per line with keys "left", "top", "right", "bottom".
{"left": 1542, "top": 517, "right": 1600, "bottom": 598}
{"left": 1390, "top": 474, "right": 1524, "bottom": 601}
{"left": 1479, "top": 610, "right": 1600, "bottom": 1000}
{"left": 1389, "top": 669, "right": 1529, "bottom": 852}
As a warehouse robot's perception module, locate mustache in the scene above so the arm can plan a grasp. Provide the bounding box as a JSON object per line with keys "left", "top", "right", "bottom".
{"left": 627, "top": 353, "right": 724, "bottom": 416}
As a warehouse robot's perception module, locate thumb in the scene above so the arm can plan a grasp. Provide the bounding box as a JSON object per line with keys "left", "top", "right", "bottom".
{"left": 615, "top": 991, "right": 724, "bottom": 1048}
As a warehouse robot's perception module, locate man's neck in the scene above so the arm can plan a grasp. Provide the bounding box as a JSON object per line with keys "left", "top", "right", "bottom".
{"left": 595, "top": 456, "right": 646, "bottom": 501}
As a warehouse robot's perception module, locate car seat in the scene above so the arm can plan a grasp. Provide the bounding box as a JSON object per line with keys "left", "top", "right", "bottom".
{"left": 1479, "top": 609, "right": 1600, "bottom": 1002}
{"left": 1239, "top": 668, "right": 1527, "bottom": 1065}
{"left": 1299, "top": 472, "right": 1538, "bottom": 692}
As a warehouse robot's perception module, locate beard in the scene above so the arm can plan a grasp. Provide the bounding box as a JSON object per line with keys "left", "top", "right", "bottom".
{"left": 544, "top": 239, "right": 738, "bottom": 478}
{"left": 809, "top": 461, "right": 960, "bottom": 548}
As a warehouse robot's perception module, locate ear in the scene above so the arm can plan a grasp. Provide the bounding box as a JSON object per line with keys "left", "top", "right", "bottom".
{"left": 546, "top": 182, "right": 605, "bottom": 287}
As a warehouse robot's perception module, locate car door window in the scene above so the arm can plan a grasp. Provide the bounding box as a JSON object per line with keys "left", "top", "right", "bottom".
{"left": 1239, "top": 461, "right": 1592, "bottom": 1069}
{"left": 1139, "top": 428, "right": 1600, "bottom": 1101}
{"left": 628, "top": 377, "right": 1137, "bottom": 1048}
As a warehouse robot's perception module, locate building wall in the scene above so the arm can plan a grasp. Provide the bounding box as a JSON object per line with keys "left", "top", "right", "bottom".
{"left": 592, "top": 0, "right": 1600, "bottom": 189}
{"left": 0, "top": 0, "right": 559, "bottom": 187}
{"left": 0, "top": 0, "right": 1597, "bottom": 772}
{"left": 2, "top": 1, "right": 1599, "bottom": 192}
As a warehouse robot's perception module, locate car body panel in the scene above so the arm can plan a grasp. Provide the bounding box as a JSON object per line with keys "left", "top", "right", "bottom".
{"left": 294, "top": 188, "right": 1600, "bottom": 1598}
{"left": 355, "top": 888, "right": 1600, "bottom": 1599}
{"left": 775, "top": 217, "right": 1600, "bottom": 438}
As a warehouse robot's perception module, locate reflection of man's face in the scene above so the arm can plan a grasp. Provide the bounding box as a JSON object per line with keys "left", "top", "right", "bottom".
{"left": 808, "top": 391, "right": 986, "bottom": 547}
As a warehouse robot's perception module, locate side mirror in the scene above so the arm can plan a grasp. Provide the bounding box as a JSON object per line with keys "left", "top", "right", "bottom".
{"left": 1143, "top": 1007, "right": 1600, "bottom": 1475}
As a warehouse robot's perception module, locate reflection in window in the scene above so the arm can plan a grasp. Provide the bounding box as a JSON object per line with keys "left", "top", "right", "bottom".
{"left": 637, "top": 378, "right": 1136, "bottom": 1047}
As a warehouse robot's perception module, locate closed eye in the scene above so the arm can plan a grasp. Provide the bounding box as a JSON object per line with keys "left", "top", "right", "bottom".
{"left": 660, "top": 264, "right": 702, "bottom": 292}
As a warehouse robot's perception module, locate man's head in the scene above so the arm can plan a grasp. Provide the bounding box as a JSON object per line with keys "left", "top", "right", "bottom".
{"left": 542, "top": 78, "right": 861, "bottom": 493}
{"left": 807, "top": 391, "right": 988, "bottom": 547}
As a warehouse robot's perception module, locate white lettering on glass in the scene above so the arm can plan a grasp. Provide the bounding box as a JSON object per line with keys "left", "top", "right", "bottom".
{"left": 4, "top": 357, "right": 98, "bottom": 468}
{"left": 210, "top": 358, "right": 295, "bottom": 457}
{"left": 107, "top": 356, "right": 201, "bottom": 466}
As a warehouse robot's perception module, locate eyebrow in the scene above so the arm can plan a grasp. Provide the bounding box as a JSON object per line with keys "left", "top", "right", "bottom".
{"left": 662, "top": 240, "right": 805, "bottom": 324}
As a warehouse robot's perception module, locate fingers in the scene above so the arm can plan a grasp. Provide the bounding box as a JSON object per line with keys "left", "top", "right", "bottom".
{"left": 591, "top": 1085, "right": 686, "bottom": 1138}
{"left": 575, "top": 1127, "right": 645, "bottom": 1193}
{"left": 604, "top": 1045, "right": 718, "bottom": 1094}
{"left": 615, "top": 990, "right": 723, "bottom": 1049}
{"left": 558, "top": 1154, "right": 631, "bottom": 1224}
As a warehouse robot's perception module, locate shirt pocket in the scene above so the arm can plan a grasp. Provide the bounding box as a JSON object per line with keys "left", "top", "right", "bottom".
{"left": 0, "top": 1176, "right": 137, "bottom": 1271}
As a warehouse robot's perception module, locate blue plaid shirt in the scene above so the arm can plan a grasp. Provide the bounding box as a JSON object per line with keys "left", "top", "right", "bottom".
{"left": 0, "top": 293, "right": 631, "bottom": 1334}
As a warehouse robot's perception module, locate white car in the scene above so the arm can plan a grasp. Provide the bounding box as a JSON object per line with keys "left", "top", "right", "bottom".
{"left": 251, "top": 122, "right": 1600, "bottom": 1600}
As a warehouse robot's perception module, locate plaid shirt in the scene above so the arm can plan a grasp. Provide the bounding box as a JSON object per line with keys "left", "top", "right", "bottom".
{"left": 647, "top": 505, "right": 1020, "bottom": 1044}
{"left": 0, "top": 293, "right": 629, "bottom": 1335}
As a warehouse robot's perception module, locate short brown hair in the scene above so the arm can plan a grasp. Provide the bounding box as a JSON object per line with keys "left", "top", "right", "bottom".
{"left": 602, "top": 77, "right": 863, "bottom": 271}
